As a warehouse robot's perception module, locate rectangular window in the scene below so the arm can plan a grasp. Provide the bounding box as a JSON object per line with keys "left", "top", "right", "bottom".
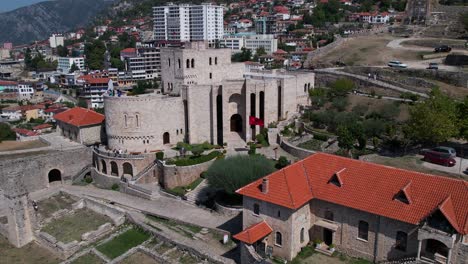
{"left": 358, "top": 221, "right": 369, "bottom": 241}
{"left": 209, "top": 72, "right": 212, "bottom": 79}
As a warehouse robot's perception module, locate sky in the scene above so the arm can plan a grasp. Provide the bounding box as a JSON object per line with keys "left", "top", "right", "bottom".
{"left": 0, "top": 0, "right": 46, "bottom": 13}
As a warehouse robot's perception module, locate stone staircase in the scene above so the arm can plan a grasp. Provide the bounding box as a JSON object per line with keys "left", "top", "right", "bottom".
{"left": 185, "top": 179, "right": 212, "bottom": 205}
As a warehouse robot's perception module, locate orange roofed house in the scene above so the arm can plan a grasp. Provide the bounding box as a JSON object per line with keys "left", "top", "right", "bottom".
{"left": 54, "top": 107, "right": 105, "bottom": 145}
{"left": 234, "top": 153, "right": 468, "bottom": 263}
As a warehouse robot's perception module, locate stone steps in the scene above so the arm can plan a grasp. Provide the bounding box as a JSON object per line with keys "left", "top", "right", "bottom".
{"left": 185, "top": 180, "right": 210, "bottom": 204}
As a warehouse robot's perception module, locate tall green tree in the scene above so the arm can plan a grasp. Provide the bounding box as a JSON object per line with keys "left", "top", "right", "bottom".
{"left": 56, "top": 45, "right": 69, "bottom": 57}
{"left": 405, "top": 88, "right": 459, "bottom": 144}
{"left": 458, "top": 96, "right": 468, "bottom": 141}
{"left": 0, "top": 123, "right": 15, "bottom": 142}
{"left": 69, "top": 63, "right": 79, "bottom": 73}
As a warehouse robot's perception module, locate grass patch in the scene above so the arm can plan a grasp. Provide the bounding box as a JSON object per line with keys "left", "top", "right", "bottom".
{"left": 145, "top": 215, "right": 202, "bottom": 238}
{"left": 120, "top": 251, "right": 161, "bottom": 264}
{"left": 96, "top": 228, "right": 150, "bottom": 259}
{"left": 0, "top": 235, "right": 61, "bottom": 264}
{"left": 290, "top": 246, "right": 316, "bottom": 264}
{"left": 166, "top": 151, "right": 221, "bottom": 166}
{"left": 71, "top": 252, "right": 105, "bottom": 264}
{"left": 167, "top": 249, "right": 183, "bottom": 260}
{"left": 155, "top": 243, "right": 173, "bottom": 254}
{"left": 167, "top": 177, "right": 204, "bottom": 197}
{"left": 37, "top": 193, "right": 76, "bottom": 219}
{"left": 298, "top": 139, "right": 325, "bottom": 151}
{"left": 41, "top": 208, "right": 111, "bottom": 243}
{"left": 179, "top": 253, "right": 199, "bottom": 264}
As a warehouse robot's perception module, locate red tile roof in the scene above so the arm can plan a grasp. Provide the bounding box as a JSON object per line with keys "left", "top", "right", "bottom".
{"left": 233, "top": 221, "right": 273, "bottom": 244}
{"left": 121, "top": 48, "right": 136, "bottom": 53}
{"left": 13, "top": 128, "right": 38, "bottom": 137}
{"left": 78, "top": 75, "right": 111, "bottom": 85}
{"left": 237, "top": 153, "right": 468, "bottom": 234}
{"left": 33, "top": 124, "right": 52, "bottom": 130}
{"left": 54, "top": 107, "right": 104, "bottom": 127}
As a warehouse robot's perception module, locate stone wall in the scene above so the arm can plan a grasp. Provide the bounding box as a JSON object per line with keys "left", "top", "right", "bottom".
{"left": 35, "top": 231, "right": 81, "bottom": 259}
{"left": 305, "top": 35, "right": 347, "bottom": 68}
{"left": 159, "top": 158, "right": 216, "bottom": 189}
{"left": 240, "top": 243, "right": 271, "bottom": 264}
{"left": 278, "top": 135, "right": 315, "bottom": 159}
{"left": 0, "top": 147, "right": 92, "bottom": 193}
{"left": 56, "top": 121, "right": 104, "bottom": 145}
{"left": 91, "top": 168, "right": 121, "bottom": 189}
{"left": 79, "top": 198, "right": 126, "bottom": 226}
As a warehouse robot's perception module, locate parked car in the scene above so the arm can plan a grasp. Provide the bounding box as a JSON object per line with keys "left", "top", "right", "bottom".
{"left": 423, "top": 151, "right": 456, "bottom": 167}
{"left": 434, "top": 45, "right": 452, "bottom": 53}
{"left": 427, "top": 63, "right": 439, "bottom": 70}
{"left": 431, "top": 146, "right": 457, "bottom": 158}
{"left": 388, "top": 61, "right": 408, "bottom": 68}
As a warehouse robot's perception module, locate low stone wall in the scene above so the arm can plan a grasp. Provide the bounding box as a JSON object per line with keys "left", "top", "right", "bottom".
{"left": 214, "top": 201, "right": 243, "bottom": 217}
{"left": 127, "top": 213, "right": 235, "bottom": 264}
{"left": 120, "top": 183, "right": 155, "bottom": 200}
{"left": 35, "top": 231, "right": 81, "bottom": 259}
{"left": 0, "top": 222, "right": 8, "bottom": 238}
{"left": 81, "top": 223, "right": 113, "bottom": 242}
{"left": 79, "top": 198, "right": 126, "bottom": 226}
{"left": 159, "top": 158, "right": 216, "bottom": 189}
{"left": 278, "top": 135, "right": 316, "bottom": 159}
{"left": 91, "top": 168, "right": 120, "bottom": 189}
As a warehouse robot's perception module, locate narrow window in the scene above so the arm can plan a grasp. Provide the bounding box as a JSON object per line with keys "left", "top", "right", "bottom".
{"left": 277, "top": 210, "right": 281, "bottom": 217}
{"left": 191, "top": 58, "right": 195, "bottom": 68}
{"left": 136, "top": 115, "right": 139, "bottom": 127}
{"left": 168, "top": 58, "right": 171, "bottom": 66}
{"left": 210, "top": 73, "right": 212, "bottom": 79}
{"left": 395, "top": 231, "right": 407, "bottom": 251}
{"left": 178, "top": 58, "right": 181, "bottom": 68}
{"left": 186, "top": 59, "right": 190, "bottom": 68}
{"left": 300, "top": 228, "right": 305, "bottom": 243}
{"left": 209, "top": 57, "right": 212, "bottom": 65}
{"left": 215, "top": 57, "right": 218, "bottom": 65}
{"left": 124, "top": 114, "right": 128, "bottom": 127}
{"left": 304, "top": 84, "right": 307, "bottom": 92}
{"left": 253, "top": 203, "right": 260, "bottom": 215}
{"left": 358, "top": 221, "right": 369, "bottom": 241}
{"left": 275, "top": 232, "right": 282, "bottom": 246}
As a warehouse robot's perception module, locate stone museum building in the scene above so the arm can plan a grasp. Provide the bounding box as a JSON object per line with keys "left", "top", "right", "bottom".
{"left": 234, "top": 153, "right": 468, "bottom": 264}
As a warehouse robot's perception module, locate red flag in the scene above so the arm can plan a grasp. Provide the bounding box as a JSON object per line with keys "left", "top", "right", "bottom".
{"left": 249, "top": 116, "right": 264, "bottom": 127}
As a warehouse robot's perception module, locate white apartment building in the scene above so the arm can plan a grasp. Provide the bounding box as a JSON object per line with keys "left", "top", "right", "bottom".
{"left": 57, "top": 57, "right": 85, "bottom": 73}
{"left": 49, "top": 34, "right": 65, "bottom": 48}
{"left": 219, "top": 34, "right": 278, "bottom": 54}
{"left": 18, "top": 84, "right": 34, "bottom": 100}
{"left": 153, "top": 3, "right": 223, "bottom": 44}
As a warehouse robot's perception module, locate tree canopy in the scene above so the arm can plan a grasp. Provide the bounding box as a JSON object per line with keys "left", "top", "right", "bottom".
{"left": 0, "top": 123, "right": 15, "bottom": 142}
{"left": 206, "top": 155, "right": 276, "bottom": 195}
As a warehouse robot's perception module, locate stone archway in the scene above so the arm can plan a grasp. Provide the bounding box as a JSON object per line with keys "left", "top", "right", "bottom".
{"left": 422, "top": 239, "right": 450, "bottom": 261}
{"left": 101, "top": 160, "right": 107, "bottom": 174}
{"left": 123, "top": 162, "right": 133, "bottom": 177}
{"left": 110, "top": 161, "right": 118, "bottom": 176}
{"left": 48, "top": 169, "right": 62, "bottom": 183}
{"left": 230, "top": 114, "right": 243, "bottom": 132}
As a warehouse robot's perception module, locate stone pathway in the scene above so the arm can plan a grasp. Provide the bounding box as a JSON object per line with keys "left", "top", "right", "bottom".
{"left": 185, "top": 179, "right": 213, "bottom": 205}
{"left": 31, "top": 185, "right": 239, "bottom": 233}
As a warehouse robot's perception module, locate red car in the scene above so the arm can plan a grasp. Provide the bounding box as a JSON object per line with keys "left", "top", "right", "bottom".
{"left": 423, "top": 151, "right": 456, "bottom": 167}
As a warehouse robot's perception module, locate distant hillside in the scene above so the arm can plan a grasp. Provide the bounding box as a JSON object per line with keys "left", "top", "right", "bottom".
{"left": 0, "top": 0, "right": 115, "bottom": 45}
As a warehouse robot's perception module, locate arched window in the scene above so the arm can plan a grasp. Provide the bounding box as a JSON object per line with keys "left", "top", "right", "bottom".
{"left": 275, "top": 232, "right": 282, "bottom": 246}
{"left": 304, "top": 83, "right": 307, "bottom": 92}
{"left": 358, "top": 221, "right": 369, "bottom": 241}
{"left": 300, "top": 228, "right": 305, "bottom": 243}
{"left": 395, "top": 231, "right": 407, "bottom": 251}
{"left": 178, "top": 58, "right": 181, "bottom": 68}
{"left": 253, "top": 203, "right": 260, "bottom": 215}
{"left": 209, "top": 57, "right": 212, "bottom": 65}
{"left": 123, "top": 162, "right": 133, "bottom": 177}
{"left": 163, "top": 132, "right": 170, "bottom": 144}
{"left": 186, "top": 59, "right": 190, "bottom": 68}
{"left": 308, "top": 83, "right": 311, "bottom": 89}
{"left": 191, "top": 58, "right": 195, "bottom": 68}
{"left": 215, "top": 57, "right": 218, "bottom": 65}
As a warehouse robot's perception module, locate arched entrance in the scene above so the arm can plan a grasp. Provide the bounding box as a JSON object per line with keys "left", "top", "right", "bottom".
{"left": 230, "top": 114, "right": 243, "bottom": 132}
{"left": 48, "top": 169, "right": 62, "bottom": 183}
{"left": 101, "top": 160, "right": 107, "bottom": 174}
{"left": 163, "top": 132, "right": 170, "bottom": 144}
{"left": 123, "top": 162, "right": 133, "bottom": 177}
{"left": 110, "top": 161, "right": 119, "bottom": 176}
{"left": 422, "top": 239, "right": 449, "bottom": 262}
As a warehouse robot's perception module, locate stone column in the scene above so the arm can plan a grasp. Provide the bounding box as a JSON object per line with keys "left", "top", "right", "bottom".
{"left": 1, "top": 167, "right": 33, "bottom": 248}
{"left": 416, "top": 239, "right": 422, "bottom": 260}
{"left": 446, "top": 248, "right": 452, "bottom": 264}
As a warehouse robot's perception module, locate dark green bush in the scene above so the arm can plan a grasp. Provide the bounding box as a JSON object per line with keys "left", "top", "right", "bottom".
{"left": 275, "top": 156, "right": 290, "bottom": 169}
{"left": 171, "top": 151, "right": 221, "bottom": 166}
{"left": 191, "top": 144, "right": 205, "bottom": 157}
{"left": 248, "top": 143, "right": 256, "bottom": 155}
{"left": 84, "top": 175, "right": 93, "bottom": 184}
{"left": 313, "top": 133, "right": 329, "bottom": 141}
{"left": 156, "top": 152, "right": 164, "bottom": 160}
{"left": 111, "top": 183, "right": 119, "bottom": 191}
{"left": 206, "top": 155, "right": 276, "bottom": 195}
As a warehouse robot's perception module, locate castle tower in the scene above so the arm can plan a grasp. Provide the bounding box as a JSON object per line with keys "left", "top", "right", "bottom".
{"left": 1, "top": 167, "right": 33, "bottom": 247}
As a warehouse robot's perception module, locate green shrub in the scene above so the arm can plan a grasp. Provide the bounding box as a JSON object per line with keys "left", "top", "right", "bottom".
{"left": 171, "top": 151, "right": 221, "bottom": 166}
{"left": 248, "top": 143, "right": 256, "bottom": 155}
{"left": 313, "top": 133, "right": 329, "bottom": 141}
{"left": 256, "top": 133, "right": 268, "bottom": 147}
{"left": 275, "top": 156, "right": 290, "bottom": 169}
{"left": 84, "top": 175, "right": 93, "bottom": 184}
{"left": 206, "top": 155, "right": 276, "bottom": 195}
{"left": 156, "top": 151, "right": 164, "bottom": 160}
{"left": 176, "top": 142, "right": 191, "bottom": 150}
{"left": 191, "top": 144, "right": 205, "bottom": 157}
{"left": 111, "top": 183, "right": 119, "bottom": 191}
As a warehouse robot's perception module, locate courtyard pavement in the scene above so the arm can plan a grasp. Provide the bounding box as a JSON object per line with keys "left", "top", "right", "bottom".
{"left": 31, "top": 185, "right": 241, "bottom": 234}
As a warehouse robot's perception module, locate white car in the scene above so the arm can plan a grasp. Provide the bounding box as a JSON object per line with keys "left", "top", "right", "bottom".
{"left": 387, "top": 61, "right": 408, "bottom": 68}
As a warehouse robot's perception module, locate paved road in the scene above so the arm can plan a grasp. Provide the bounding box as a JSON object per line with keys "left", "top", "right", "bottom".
{"left": 31, "top": 185, "right": 240, "bottom": 233}
{"left": 422, "top": 156, "right": 468, "bottom": 176}
{"left": 315, "top": 68, "right": 429, "bottom": 98}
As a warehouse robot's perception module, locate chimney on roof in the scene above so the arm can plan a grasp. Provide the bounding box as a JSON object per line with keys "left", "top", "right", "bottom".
{"left": 261, "top": 178, "right": 269, "bottom": 194}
